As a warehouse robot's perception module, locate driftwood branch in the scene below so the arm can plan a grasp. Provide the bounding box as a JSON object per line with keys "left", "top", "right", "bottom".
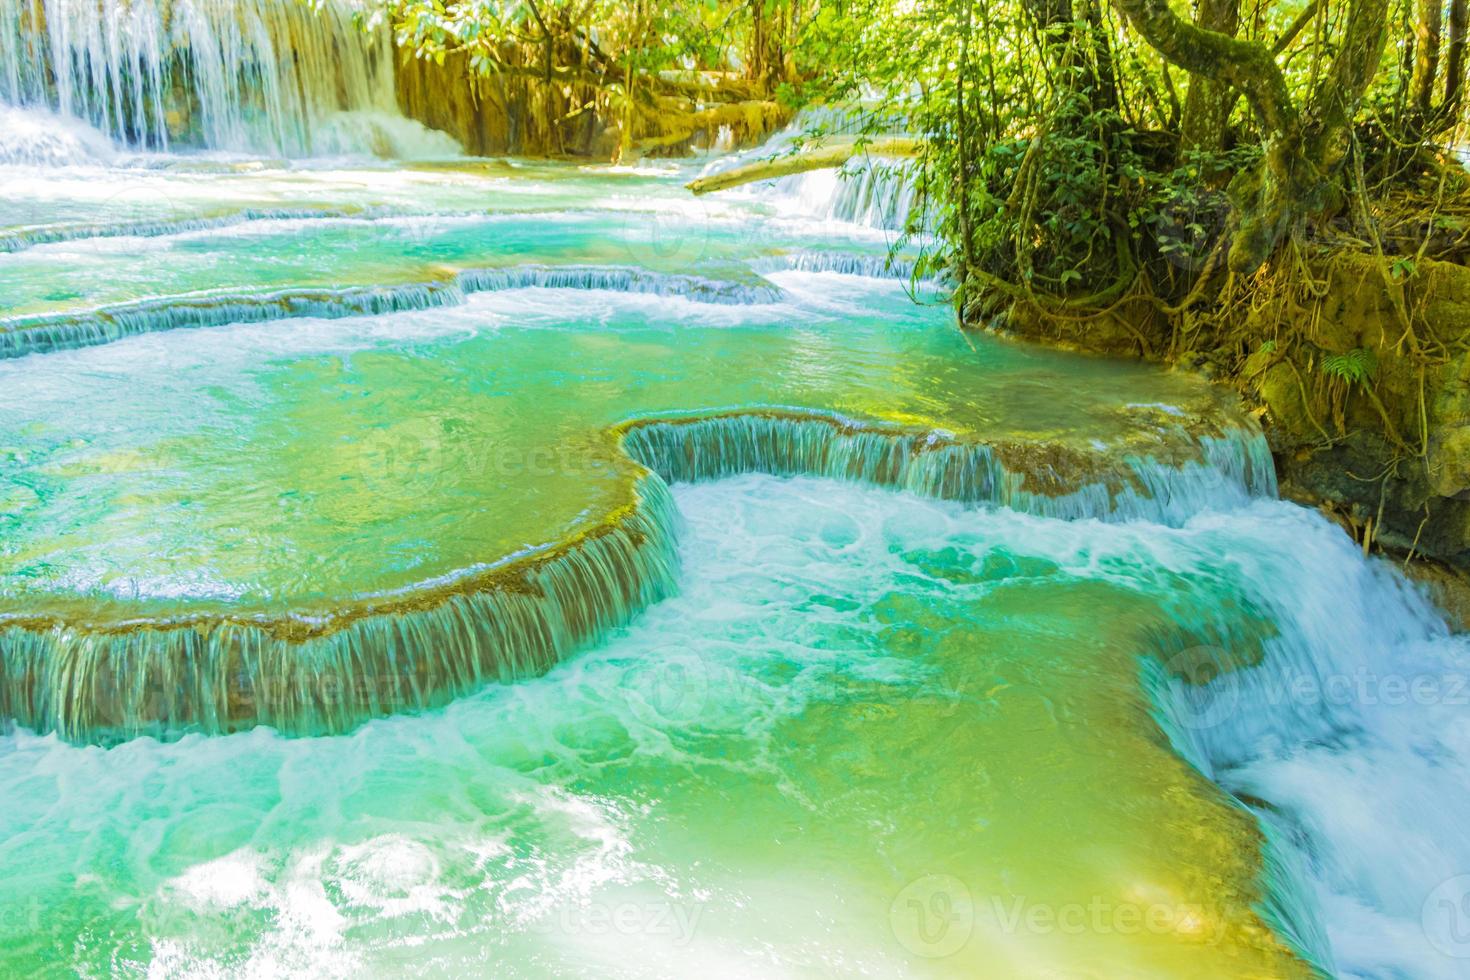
{"left": 685, "top": 136, "right": 924, "bottom": 194}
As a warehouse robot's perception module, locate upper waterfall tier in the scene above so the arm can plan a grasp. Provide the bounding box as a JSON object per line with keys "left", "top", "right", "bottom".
{"left": 0, "top": 0, "right": 458, "bottom": 156}
{"left": 694, "top": 109, "right": 925, "bottom": 232}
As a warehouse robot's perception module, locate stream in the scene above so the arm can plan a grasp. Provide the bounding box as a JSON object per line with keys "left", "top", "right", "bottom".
{"left": 1, "top": 8, "right": 1468, "bottom": 975}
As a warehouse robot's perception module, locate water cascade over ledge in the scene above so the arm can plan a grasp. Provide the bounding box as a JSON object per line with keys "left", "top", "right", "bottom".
{"left": 2, "top": 90, "right": 1466, "bottom": 975}
{"left": 694, "top": 109, "right": 926, "bottom": 232}
{"left": 0, "top": 409, "right": 1275, "bottom": 742}
{"left": 0, "top": 264, "right": 787, "bottom": 359}
{"left": 0, "top": 0, "right": 457, "bottom": 155}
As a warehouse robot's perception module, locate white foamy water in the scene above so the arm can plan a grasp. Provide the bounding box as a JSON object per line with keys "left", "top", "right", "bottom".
{"left": 694, "top": 109, "right": 924, "bottom": 233}
{"left": 766, "top": 158, "right": 921, "bottom": 232}
{"left": 0, "top": 104, "right": 117, "bottom": 165}
{"left": 1145, "top": 503, "right": 1470, "bottom": 978}
{"left": 2, "top": 474, "right": 1467, "bottom": 975}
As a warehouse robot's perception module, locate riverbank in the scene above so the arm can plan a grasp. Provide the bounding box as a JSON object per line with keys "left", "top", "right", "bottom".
{"left": 986, "top": 248, "right": 1470, "bottom": 621}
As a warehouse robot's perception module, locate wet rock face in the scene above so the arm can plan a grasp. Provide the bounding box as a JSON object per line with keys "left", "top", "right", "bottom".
{"left": 392, "top": 48, "right": 789, "bottom": 159}
{"left": 1254, "top": 254, "right": 1470, "bottom": 571}
{"left": 1429, "top": 354, "right": 1470, "bottom": 499}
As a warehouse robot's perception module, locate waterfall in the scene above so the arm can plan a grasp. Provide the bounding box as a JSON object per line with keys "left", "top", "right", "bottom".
{"left": 753, "top": 249, "right": 919, "bottom": 280}
{"left": 452, "top": 265, "right": 783, "bottom": 306}
{"left": 766, "top": 158, "right": 922, "bottom": 232}
{"left": 0, "top": 413, "right": 1275, "bottom": 742}
{"left": 0, "top": 206, "right": 393, "bottom": 253}
{"left": 0, "top": 475, "right": 682, "bottom": 742}
{"left": 0, "top": 0, "right": 459, "bottom": 157}
{"left": 1141, "top": 504, "right": 1470, "bottom": 978}
{"left": 0, "top": 264, "right": 786, "bottom": 359}
{"left": 622, "top": 412, "right": 1275, "bottom": 527}
{"left": 697, "top": 106, "right": 925, "bottom": 232}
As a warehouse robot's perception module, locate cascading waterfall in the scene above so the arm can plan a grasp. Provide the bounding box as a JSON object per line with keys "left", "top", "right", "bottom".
{"left": 452, "top": 264, "right": 783, "bottom": 306}
{"left": 0, "top": 206, "right": 389, "bottom": 253}
{"left": 0, "top": 263, "right": 785, "bottom": 358}
{"left": 1143, "top": 511, "right": 1470, "bottom": 979}
{"left": 620, "top": 398, "right": 1470, "bottom": 980}
{"left": 0, "top": 475, "right": 682, "bottom": 741}
{"left": 769, "top": 157, "right": 922, "bottom": 231}
{"left": 0, "top": 412, "right": 1275, "bottom": 742}
{"left": 698, "top": 107, "right": 925, "bottom": 232}
{"left": 622, "top": 412, "right": 1276, "bottom": 526}
{"left": 0, "top": 0, "right": 458, "bottom": 156}
{"left": 753, "top": 249, "right": 919, "bottom": 279}
{"left": 693, "top": 106, "right": 923, "bottom": 232}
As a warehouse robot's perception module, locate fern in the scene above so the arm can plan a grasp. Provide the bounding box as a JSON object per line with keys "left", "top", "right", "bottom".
{"left": 1320, "top": 347, "right": 1376, "bottom": 386}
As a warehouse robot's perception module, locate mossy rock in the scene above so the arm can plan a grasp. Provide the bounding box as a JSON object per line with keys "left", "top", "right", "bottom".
{"left": 1427, "top": 424, "right": 1470, "bottom": 498}
{"left": 979, "top": 548, "right": 1061, "bottom": 581}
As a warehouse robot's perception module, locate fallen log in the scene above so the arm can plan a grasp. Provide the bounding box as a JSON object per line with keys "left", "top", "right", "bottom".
{"left": 686, "top": 136, "right": 924, "bottom": 194}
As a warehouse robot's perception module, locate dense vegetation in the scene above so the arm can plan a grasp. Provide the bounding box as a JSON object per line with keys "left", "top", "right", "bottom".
{"left": 369, "top": 0, "right": 804, "bottom": 155}
{"left": 370, "top": 0, "right": 1470, "bottom": 560}
{"left": 376, "top": 0, "right": 1466, "bottom": 299}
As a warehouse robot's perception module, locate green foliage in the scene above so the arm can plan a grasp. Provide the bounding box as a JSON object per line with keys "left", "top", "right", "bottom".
{"left": 374, "top": 0, "right": 795, "bottom": 82}
{"left": 354, "top": 0, "right": 1469, "bottom": 309}
{"left": 1320, "top": 348, "right": 1378, "bottom": 386}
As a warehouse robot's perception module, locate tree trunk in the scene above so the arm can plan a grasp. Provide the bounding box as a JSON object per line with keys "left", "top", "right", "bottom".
{"left": 1083, "top": 0, "right": 1122, "bottom": 112}
{"left": 1109, "top": 0, "right": 1304, "bottom": 271}
{"left": 1412, "top": 0, "right": 1444, "bottom": 117}
{"left": 1306, "top": 0, "right": 1391, "bottom": 171}
{"left": 1112, "top": 0, "right": 1388, "bottom": 272}
{"left": 1109, "top": 0, "right": 1297, "bottom": 138}
{"left": 749, "top": 0, "right": 784, "bottom": 86}
{"left": 1022, "top": 0, "right": 1118, "bottom": 112}
{"left": 685, "top": 137, "right": 925, "bottom": 194}
{"left": 1443, "top": 0, "right": 1468, "bottom": 119}
{"left": 956, "top": 0, "right": 977, "bottom": 273}
{"left": 1178, "top": 0, "right": 1240, "bottom": 156}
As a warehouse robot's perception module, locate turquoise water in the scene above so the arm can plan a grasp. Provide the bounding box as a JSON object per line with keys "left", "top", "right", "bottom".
{"left": 0, "top": 145, "right": 1467, "bottom": 979}
{"left": 0, "top": 272, "right": 1234, "bottom": 623}
{"left": 0, "top": 477, "right": 1314, "bottom": 977}
{"left": 0, "top": 162, "right": 905, "bottom": 358}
